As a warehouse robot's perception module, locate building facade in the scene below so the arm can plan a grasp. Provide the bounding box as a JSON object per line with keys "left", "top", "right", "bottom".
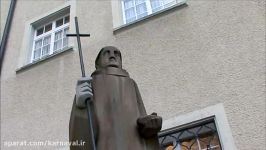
{"left": 1, "top": 0, "right": 265, "bottom": 150}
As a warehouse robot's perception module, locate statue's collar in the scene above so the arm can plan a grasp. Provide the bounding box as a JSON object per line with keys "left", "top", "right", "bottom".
{"left": 91, "top": 67, "right": 129, "bottom": 77}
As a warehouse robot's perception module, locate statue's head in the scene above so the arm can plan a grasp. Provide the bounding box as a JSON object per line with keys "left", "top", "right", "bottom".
{"left": 95, "top": 46, "right": 122, "bottom": 69}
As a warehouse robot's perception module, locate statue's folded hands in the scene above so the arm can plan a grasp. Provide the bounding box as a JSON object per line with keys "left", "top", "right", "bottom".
{"left": 137, "top": 113, "right": 162, "bottom": 138}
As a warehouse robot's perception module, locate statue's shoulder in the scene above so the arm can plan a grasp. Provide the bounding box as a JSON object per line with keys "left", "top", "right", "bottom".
{"left": 91, "top": 67, "right": 130, "bottom": 77}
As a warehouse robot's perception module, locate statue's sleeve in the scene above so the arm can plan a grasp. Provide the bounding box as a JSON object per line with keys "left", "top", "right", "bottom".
{"left": 69, "top": 95, "right": 98, "bottom": 150}
{"left": 133, "top": 80, "right": 147, "bottom": 116}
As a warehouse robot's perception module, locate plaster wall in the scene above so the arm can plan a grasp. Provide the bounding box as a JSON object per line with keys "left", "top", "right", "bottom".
{"left": 1, "top": 0, "right": 265, "bottom": 150}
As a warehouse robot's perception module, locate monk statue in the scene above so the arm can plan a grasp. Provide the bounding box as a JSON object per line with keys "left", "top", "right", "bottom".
{"left": 69, "top": 46, "right": 162, "bottom": 150}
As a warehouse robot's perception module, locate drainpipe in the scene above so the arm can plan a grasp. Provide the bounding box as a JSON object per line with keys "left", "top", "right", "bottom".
{"left": 0, "top": 0, "right": 17, "bottom": 76}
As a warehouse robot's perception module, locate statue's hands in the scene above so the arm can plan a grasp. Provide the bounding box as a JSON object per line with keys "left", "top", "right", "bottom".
{"left": 137, "top": 112, "right": 162, "bottom": 138}
{"left": 75, "top": 76, "right": 93, "bottom": 109}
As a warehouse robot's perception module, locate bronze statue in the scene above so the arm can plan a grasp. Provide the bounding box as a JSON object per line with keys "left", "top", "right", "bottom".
{"left": 69, "top": 46, "right": 162, "bottom": 150}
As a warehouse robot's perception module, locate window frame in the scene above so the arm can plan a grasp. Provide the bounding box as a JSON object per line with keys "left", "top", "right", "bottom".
{"left": 121, "top": 0, "right": 152, "bottom": 24}
{"left": 159, "top": 116, "right": 222, "bottom": 150}
{"left": 159, "top": 104, "right": 238, "bottom": 150}
{"left": 31, "top": 14, "right": 70, "bottom": 62}
{"left": 121, "top": 0, "right": 182, "bottom": 24}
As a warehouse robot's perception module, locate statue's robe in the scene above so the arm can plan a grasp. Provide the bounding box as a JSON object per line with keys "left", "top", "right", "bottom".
{"left": 69, "top": 67, "right": 160, "bottom": 150}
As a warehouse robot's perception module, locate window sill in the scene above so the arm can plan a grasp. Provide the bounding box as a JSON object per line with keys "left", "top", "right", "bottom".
{"left": 113, "top": 0, "right": 187, "bottom": 32}
{"left": 16, "top": 47, "right": 73, "bottom": 73}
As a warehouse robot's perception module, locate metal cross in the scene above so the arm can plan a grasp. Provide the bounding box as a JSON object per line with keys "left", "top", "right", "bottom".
{"left": 66, "top": 16, "right": 90, "bottom": 77}
{"left": 66, "top": 16, "right": 96, "bottom": 150}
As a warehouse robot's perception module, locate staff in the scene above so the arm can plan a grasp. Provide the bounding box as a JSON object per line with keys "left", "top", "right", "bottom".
{"left": 67, "top": 16, "right": 96, "bottom": 150}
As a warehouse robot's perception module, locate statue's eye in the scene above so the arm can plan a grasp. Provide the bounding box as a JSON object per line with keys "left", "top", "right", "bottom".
{"left": 103, "top": 50, "right": 110, "bottom": 56}
{"left": 114, "top": 51, "right": 119, "bottom": 57}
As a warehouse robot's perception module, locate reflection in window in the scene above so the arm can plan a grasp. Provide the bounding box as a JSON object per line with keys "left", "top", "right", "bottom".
{"left": 159, "top": 120, "right": 222, "bottom": 150}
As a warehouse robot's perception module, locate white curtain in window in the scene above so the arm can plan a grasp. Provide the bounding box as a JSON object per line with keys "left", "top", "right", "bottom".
{"left": 124, "top": 0, "right": 136, "bottom": 23}
{"left": 151, "top": 0, "right": 163, "bottom": 12}
{"left": 124, "top": 0, "right": 134, "bottom": 9}
{"left": 63, "top": 27, "right": 69, "bottom": 48}
{"left": 54, "top": 30, "right": 63, "bottom": 51}
{"left": 42, "top": 35, "right": 51, "bottom": 56}
{"left": 136, "top": 3, "right": 147, "bottom": 18}
{"left": 125, "top": 8, "right": 136, "bottom": 23}
{"left": 34, "top": 39, "right": 42, "bottom": 59}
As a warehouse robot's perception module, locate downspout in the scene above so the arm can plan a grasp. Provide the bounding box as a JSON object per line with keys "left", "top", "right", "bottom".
{"left": 0, "top": 0, "right": 17, "bottom": 76}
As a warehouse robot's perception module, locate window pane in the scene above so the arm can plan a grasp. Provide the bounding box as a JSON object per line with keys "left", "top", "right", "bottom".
{"left": 136, "top": 3, "right": 147, "bottom": 16}
{"left": 125, "top": 8, "right": 136, "bottom": 23}
{"left": 63, "top": 27, "right": 69, "bottom": 48}
{"left": 54, "top": 40, "right": 62, "bottom": 51}
{"left": 35, "top": 39, "right": 42, "bottom": 49}
{"left": 55, "top": 30, "right": 63, "bottom": 40}
{"left": 124, "top": 0, "right": 134, "bottom": 9}
{"left": 151, "top": 0, "right": 163, "bottom": 12}
{"left": 42, "top": 35, "right": 51, "bottom": 56}
{"left": 181, "top": 139, "right": 200, "bottom": 150}
{"left": 42, "top": 45, "right": 50, "bottom": 56}
{"left": 36, "top": 27, "right": 44, "bottom": 36}
{"left": 159, "top": 121, "right": 222, "bottom": 150}
{"left": 135, "top": 0, "right": 145, "bottom": 5}
{"left": 63, "top": 27, "right": 69, "bottom": 37}
{"left": 151, "top": 0, "right": 162, "bottom": 8}
{"left": 63, "top": 38, "right": 68, "bottom": 48}
{"left": 64, "top": 15, "right": 70, "bottom": 24}
{"left": 199, "top": 134, "right": 221, "bottom": 150}
{"left": 43, "top": 35, "right": 51, "bottom": 45}
{"left": 33, "top": 48, "right": 41, "bottom": 60}
{"left": 56, "top": 18, "right": 64, "bottom": 27}
{"left": 44, "top": 23, "right": 52, "bottom": 32}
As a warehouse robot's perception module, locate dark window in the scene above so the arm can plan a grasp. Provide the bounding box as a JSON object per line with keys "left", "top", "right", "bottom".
{"left": 44, "top": 23, "right": 52, "bottom": 32}
{"left": 159, "top": 118, "right": 222, "bottom": 150}
{"left": 56, "top": 18, "right": 64, "bottom": 27}
{"left": 64, "top": 15, "right": 70, "bottom": 24}
{"left": 36, "top": 27, "right": 44, "bottom": 36}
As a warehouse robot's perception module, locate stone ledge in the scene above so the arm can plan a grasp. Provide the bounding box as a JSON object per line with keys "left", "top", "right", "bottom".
{"left": 16, "top": 47, "right": 74, "bottom": 74}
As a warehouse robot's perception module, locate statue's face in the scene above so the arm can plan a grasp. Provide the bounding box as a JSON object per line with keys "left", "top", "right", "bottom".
{"left": 98, "top": 47, "right": 122, "bottom": 69}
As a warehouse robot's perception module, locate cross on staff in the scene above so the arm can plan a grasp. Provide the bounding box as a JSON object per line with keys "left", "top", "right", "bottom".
{"left": 67, "top": 17, "right": 90, "bottom": 77}
{"left": 66, "top": 16, "right": 96, "bottom": 150}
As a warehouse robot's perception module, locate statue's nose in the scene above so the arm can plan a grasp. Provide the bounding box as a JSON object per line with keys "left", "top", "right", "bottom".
{"left": 109, "top": 51, "right": 116, "bottom": 58}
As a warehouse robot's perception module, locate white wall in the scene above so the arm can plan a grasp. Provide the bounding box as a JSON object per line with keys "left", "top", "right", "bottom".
{"left": 1, "top": 0, "right": 265, "bottom": 149}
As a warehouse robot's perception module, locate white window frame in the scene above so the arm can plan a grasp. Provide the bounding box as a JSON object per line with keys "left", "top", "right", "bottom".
{"left": 121, "top": 0, "right": 152, "bottom": 24}
{"left": 160, "top": 103, "right": 238, "bottom": 150}
{"left": 30, "top": 14, "right": 70, "bottom": 62}
{"left": 121, "top": 0, "right": 182, "bottom": 24}
{"left": 17, "top": 2, "right": 77, "bottom": 70}
{"left": 150, "top": 0, "right": 176, "bottom": 13}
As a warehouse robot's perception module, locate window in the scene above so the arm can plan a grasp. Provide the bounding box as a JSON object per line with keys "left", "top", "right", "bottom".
{"left": 31, "top": 15, "right": 70, "bottom": 62}
{"left": 159, "top": 118, "right": 222, "bottom": 150}
{"left": 157, "top": 104, "right": 238, "bottom": 150}
{"left": 121, "top": 0, "right": 183, "bottom": 24}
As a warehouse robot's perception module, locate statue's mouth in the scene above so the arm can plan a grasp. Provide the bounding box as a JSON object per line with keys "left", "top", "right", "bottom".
{"left": 108, "top": 64, "right": 119, "bottom": 68}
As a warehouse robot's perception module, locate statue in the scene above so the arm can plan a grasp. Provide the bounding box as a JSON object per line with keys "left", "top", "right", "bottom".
{"left": 69, "top": 46, "right": 162, "bottom": 150}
